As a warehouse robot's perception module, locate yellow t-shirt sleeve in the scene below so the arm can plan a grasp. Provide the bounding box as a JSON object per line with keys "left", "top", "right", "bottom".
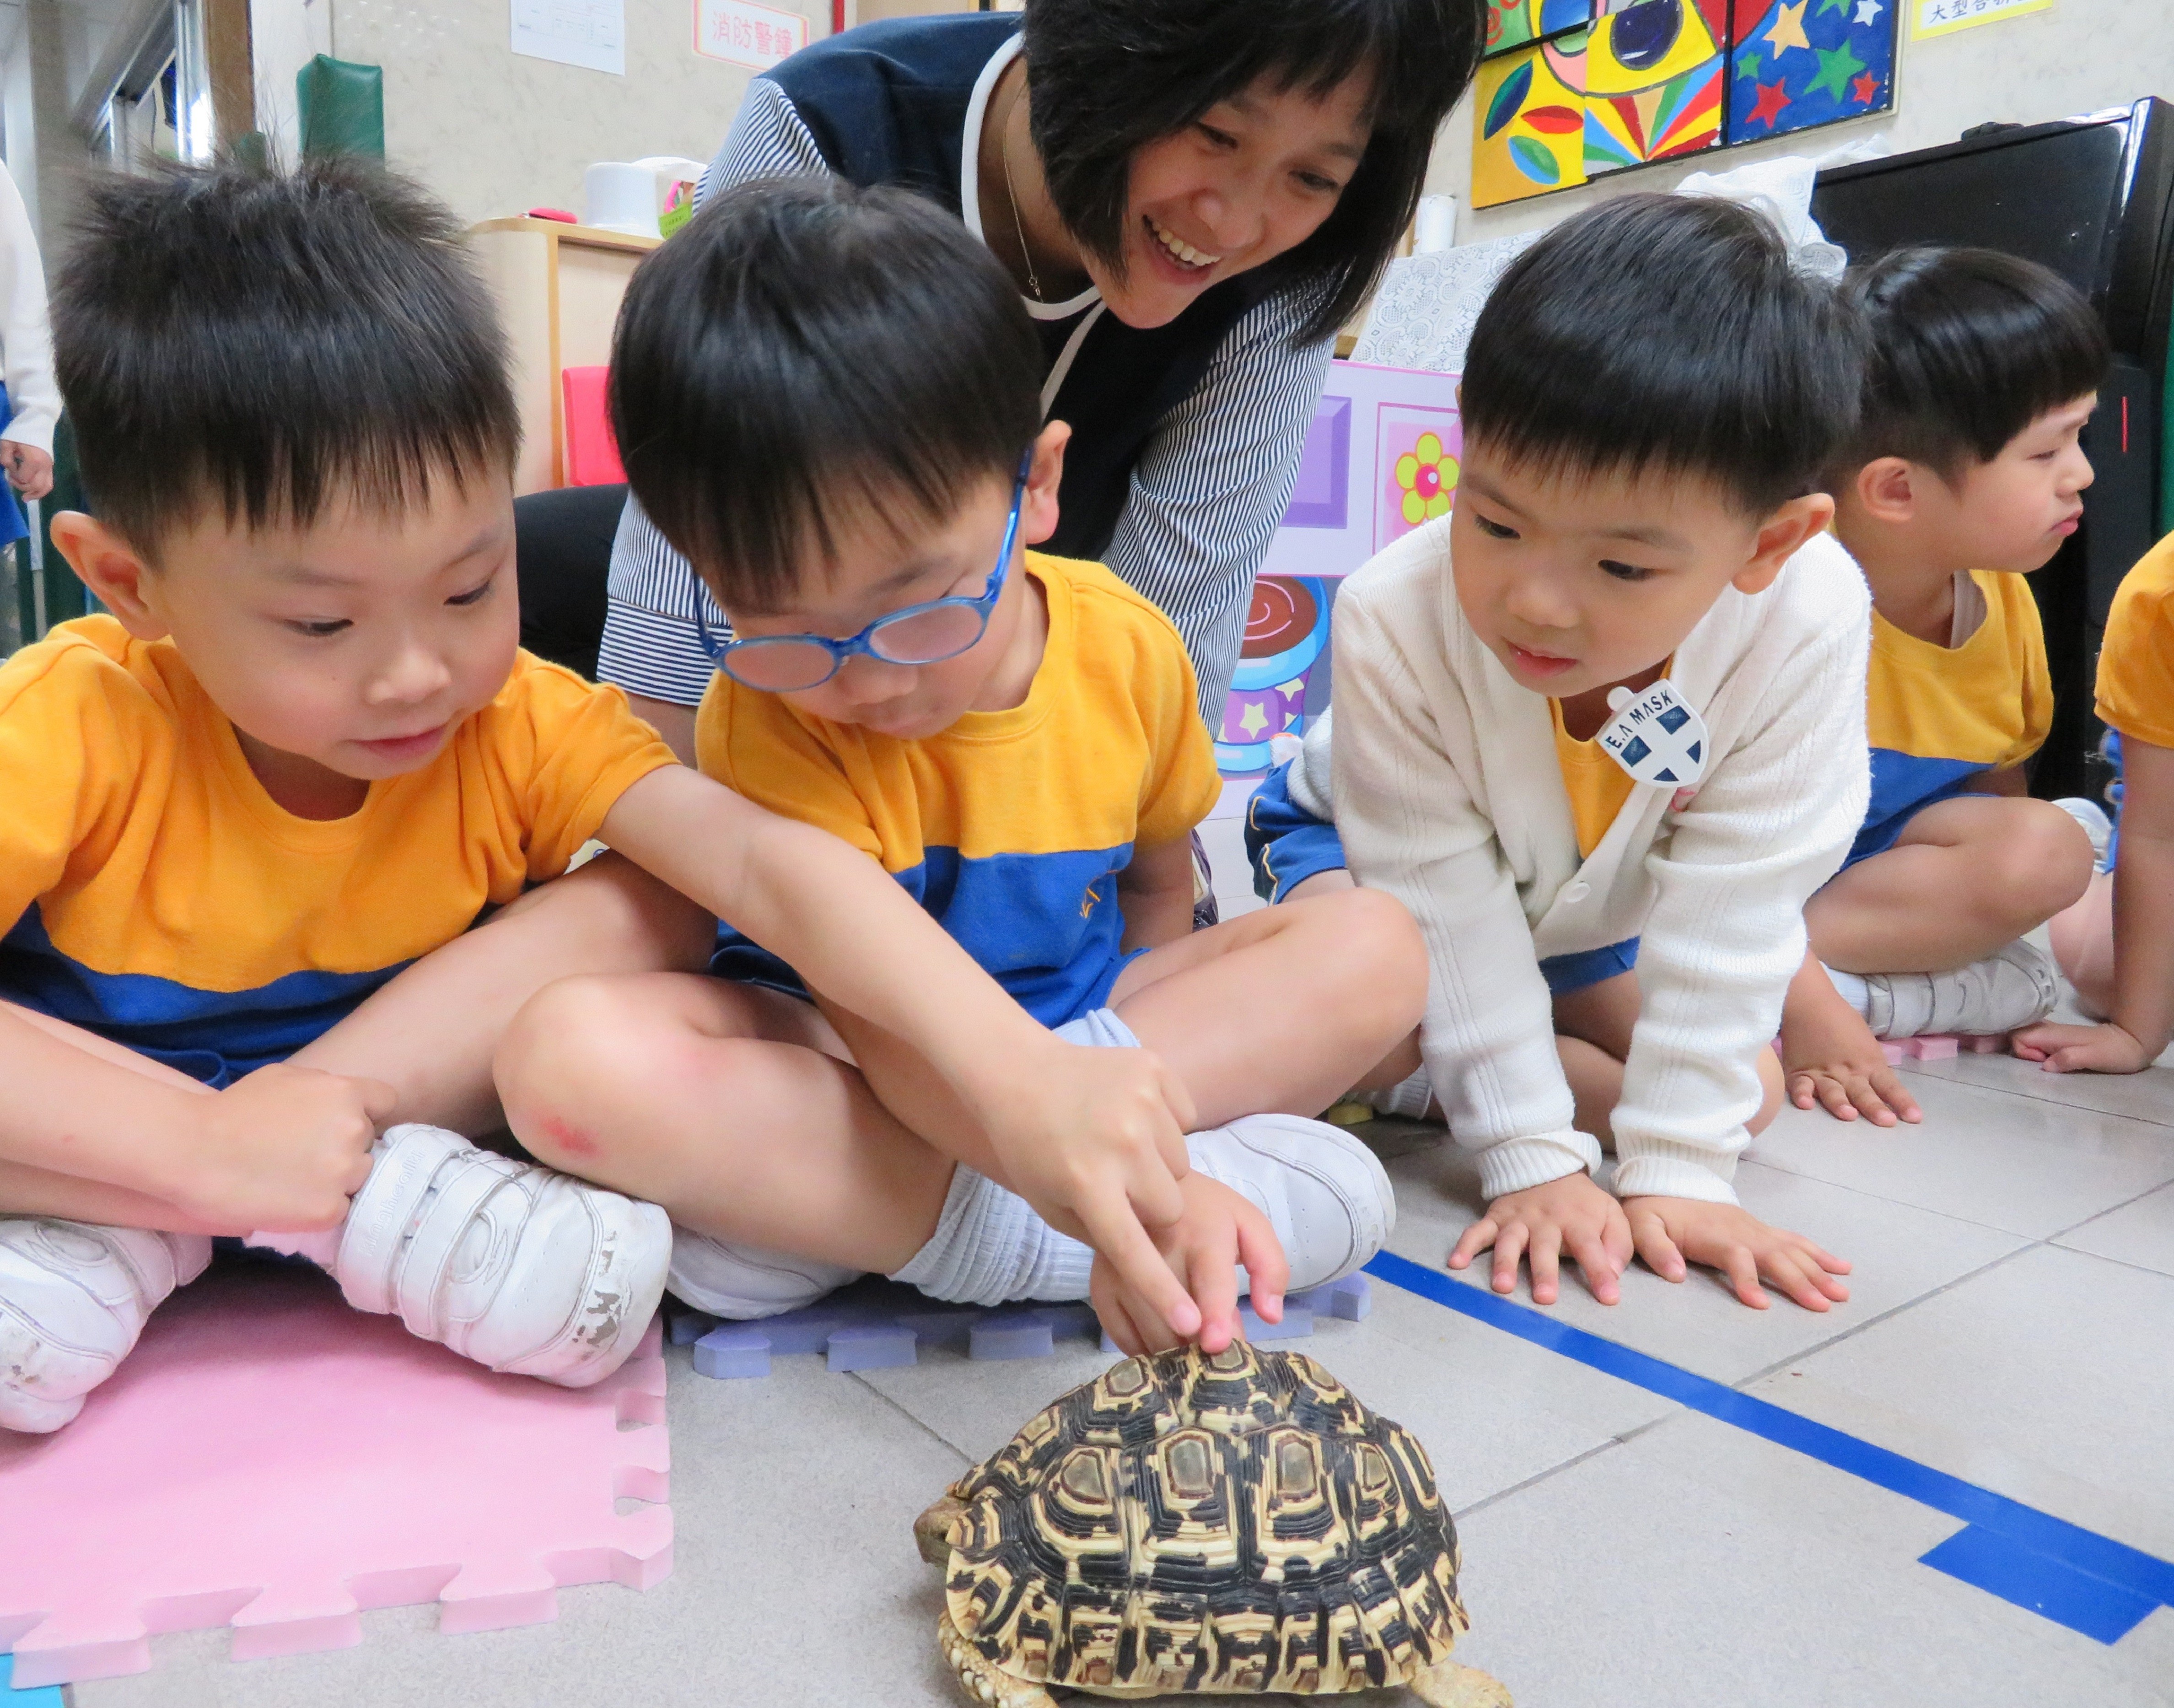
{"left": 694, "top": 676, "right": 886, "bottom": 862}
{"left": 491, "top": 656, "right": 680, "bottom": 880}
{"left": 0, "top": 630, "right": 133, "bottom": 938}
{"left": 2011, "top": 577, "right": 2055, "bottom": 765}
{"left": 2097, "top": 533, "right": 2174, "bottom": 750}
{"left": 1132, "top": 618, "right": 1222, "bottom": 851}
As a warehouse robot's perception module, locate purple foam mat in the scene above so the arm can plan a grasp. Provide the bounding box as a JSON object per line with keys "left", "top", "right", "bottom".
{"left": 672, "top": 1273, "right": 1372, "bottom": 1379}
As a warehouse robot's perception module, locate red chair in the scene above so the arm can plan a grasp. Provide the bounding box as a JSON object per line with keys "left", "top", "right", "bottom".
{"left": 560, "top": 366, "right": 626, "bottom": 487}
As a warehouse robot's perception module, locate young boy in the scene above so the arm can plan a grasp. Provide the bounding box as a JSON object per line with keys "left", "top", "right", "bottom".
{"left": 1778, "top": 248, "right": 2105, "bottom": 1125}
{"left": 1248, "top": 193, "right": 1868, "bottom": 1314}
{"left": 491, "top": 180, "right": 1426, "bottom": 1355}
{"left": 0, "top": 160, "right": 1216, "bottom": 1433}
{"left": 2013, "top": 527, "right": 2174, "bottom": 1075}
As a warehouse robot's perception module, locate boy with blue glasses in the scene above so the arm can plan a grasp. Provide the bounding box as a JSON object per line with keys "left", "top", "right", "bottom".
{"left": 493, "top": 180, "right": 1425, "bottom": 1354}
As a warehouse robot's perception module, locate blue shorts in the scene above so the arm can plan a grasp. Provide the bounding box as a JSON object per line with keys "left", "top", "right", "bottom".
{"left": 2104, "top": 729, "right": 2126, "bottom": 871}
{"left": 1541, "top": 938, "right": 1639, "bottom": 995}
{"left": 1245, "top": 761, "right": 1349, "bottom": 903}
{"left": 1843, "top": 773, "right": 1984, "bottom": 868}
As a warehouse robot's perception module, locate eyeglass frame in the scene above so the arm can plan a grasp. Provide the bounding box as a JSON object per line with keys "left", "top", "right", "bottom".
{"left": 688, "top": 451, "right": 1034, "bottom": 692}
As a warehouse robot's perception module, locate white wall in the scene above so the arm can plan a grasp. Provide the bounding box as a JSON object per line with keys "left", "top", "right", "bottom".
{"left": 252, "top": 0, "right": 334, "bottom": 162}
{"left": 1429, "top": 0, "right": 2174, "bottom": 247}
{"left": 327, "top": 0, "right": 829, "bottom": 227}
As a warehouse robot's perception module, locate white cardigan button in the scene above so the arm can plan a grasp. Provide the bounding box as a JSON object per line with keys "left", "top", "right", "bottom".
{"left": 1563, "top": 882, "right": 1592, "bottom": 903}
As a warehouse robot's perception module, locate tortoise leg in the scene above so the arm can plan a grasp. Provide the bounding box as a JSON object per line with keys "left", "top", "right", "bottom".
{"left": 936, "top": 1608, "right": 1057, "bottom": 1708}
{"left": 1408, "top": 1657, "right": 1515, "bottom": 1708}
{"left": 914, "top": 1495, "right": 970, "bottom": 1567}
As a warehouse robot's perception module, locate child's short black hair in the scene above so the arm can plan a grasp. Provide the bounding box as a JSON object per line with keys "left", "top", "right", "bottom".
{"left": 1837, "top": 245, "right": 2109, "bottom": 479}
{"left": 1460, "top": 193, "right": 1865, "bottom": 517}
{"left": 54, "top": 156, "right": 518, "bottom": 558}
{"left": 1024, "top": 0, "right": 1481, "bottom": 346}
{"left": 612, "top": 177, "right": 1043, "bottom": 613}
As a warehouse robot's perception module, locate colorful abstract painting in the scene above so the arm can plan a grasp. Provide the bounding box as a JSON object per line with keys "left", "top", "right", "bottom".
{"left": 1725, "top": 0, "right": 1897, "bottom": 145}
{"left": 1473, "top": 36, "right": 1589, "bottom": 207}
{"left": 1471, "top": 0, "right": 1897, "bottom": 204}
{"left": 1483, "top": 0, "right": 1597, "bottom": 57}
{"left": 1583, "top": 0, "right": 1728, "bottom": 174}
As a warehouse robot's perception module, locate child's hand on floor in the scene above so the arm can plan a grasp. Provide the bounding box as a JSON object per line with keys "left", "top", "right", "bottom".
{"left": 1090, "top": 1173, "right": 1289, "bottom": 1358}
{"left": 997, "top": 1039, "right": 1205, "bottom": 1342}
{"left": 1622, "top": 1196, "right": 1851, "bottom": 1311}
{"left": 1781, "top": 955, "right": 1922, "bottom": 1126}
{"left": 183, "top": 1063, "right": 390, "bottom": 1233}
{"left": 2012, "top": 1019, "right": 2160, "bottom": 1074}
{"left": 1449, "top": 1171, "right": 1633, "bottom": 1305}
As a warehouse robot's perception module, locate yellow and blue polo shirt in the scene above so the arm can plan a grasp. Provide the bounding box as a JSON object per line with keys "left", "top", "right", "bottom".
{"left": 0, "top": 616, "right": 675, "bottom": 1085}
{"left": 2097, "top": 529, "right": 2174, "bottom": 751}
{"left": 1850, "top": 570, "right": 2052, "bottom": 864}
{"left": 695, "top": 551, "right": 1221, "bottom": 1025}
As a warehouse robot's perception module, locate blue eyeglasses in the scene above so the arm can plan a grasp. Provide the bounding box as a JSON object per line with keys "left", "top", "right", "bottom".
{"left": 691, "top": 454, "right": 1033, "bottom": 693}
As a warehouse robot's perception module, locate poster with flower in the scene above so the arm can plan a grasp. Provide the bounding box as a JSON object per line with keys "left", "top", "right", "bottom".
{"left": 1376, "top": 405, "right": 1464, "bottom": 552}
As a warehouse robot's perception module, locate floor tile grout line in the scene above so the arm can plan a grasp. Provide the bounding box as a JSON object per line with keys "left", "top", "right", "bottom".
{"left": 1735, "top": 1145, "right": 2172, "bottom": 1243}
{"left": 1898, "top": 1064, "right": 2174, "bottom": 1131}
{"left": 846, "top": 1373, "right": 976, "bottom": 1470}
{"left": 1451, "top": 1437, "right": 1629, "bottom": 1523}
{"left": 2042, "top": 1175, "right": 2174, "bottom": 1245}
{"left": 1727, "top": 1242, "right": 2042, "bottom": 1391}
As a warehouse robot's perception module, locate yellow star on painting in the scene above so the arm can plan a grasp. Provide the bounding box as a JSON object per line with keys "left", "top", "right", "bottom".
{"left": 1766, "top": 0, "right": 1812, "bottom": 54}
{"left": 1238, "top": 700, "right": 1270, "bottom": 738}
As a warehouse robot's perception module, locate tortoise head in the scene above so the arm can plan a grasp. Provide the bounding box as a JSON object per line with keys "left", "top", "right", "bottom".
{"left": 912, "top": 1493, "right": 969, "bottom": 1568}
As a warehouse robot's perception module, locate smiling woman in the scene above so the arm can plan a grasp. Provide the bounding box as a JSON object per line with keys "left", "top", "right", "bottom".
{"left": 596, "top": 0, "right": 1485, "bottom": 755}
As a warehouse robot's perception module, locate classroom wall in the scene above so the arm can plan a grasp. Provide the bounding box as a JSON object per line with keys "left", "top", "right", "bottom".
{"left": 324, "top": 0, "right": 829, "bottom": 228}
{"left": 1427, "top": 0, "right": 2174, "bottom": 247}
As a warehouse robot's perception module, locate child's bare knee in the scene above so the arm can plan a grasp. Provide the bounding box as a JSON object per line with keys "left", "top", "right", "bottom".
{"left": 1306, "top": 888, "right": 1429, "bottom": 1037}
{"left": 496, "top": 975, "right": 647, "bottom": 1118}
{"left": 1990, "top": 803, "right": 2096, "bottom": 925}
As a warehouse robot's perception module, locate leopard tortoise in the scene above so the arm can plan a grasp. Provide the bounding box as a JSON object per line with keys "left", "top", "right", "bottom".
{"left": 914, "top": 1341, "right": 1510, "bottom": 1706}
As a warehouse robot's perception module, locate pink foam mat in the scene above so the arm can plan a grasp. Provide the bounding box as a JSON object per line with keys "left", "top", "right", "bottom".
{"left": 0, "top": 1262, "right": 670, "bottom": 1687}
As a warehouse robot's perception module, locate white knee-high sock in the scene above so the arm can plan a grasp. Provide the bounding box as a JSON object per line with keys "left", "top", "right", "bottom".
{"left": 886, "top": 1008, "right": 1138, "bottom": 1306}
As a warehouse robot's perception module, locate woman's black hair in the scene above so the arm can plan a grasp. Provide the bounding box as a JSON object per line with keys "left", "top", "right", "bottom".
{"left": 54, "top": 155, "right": 517, "bottom": 556}
{"left": 612, "top": 178, "right": 1044, "bottom": 613}
{"left": 1460, "top": 193, "right": 1867, "bottom": 517}
{"left": 1838, "top": 246, "right": 2109, "bottom": 480}
{"left": 1023, "top": 0, "right": 1482, "bottom": 345}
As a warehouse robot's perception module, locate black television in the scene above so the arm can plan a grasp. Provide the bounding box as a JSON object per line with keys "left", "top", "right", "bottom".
{"left": 1811, "top": 98, "right": 2174, "bottom": 799}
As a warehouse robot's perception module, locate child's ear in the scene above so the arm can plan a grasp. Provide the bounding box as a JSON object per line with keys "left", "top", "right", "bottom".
{"left": 1731, "top": 492, "right": 1835, "bottom": 596}
{"left": 49, "top": 512, "right": 170, "bottom": 640}
{"left": 1853, "top": 456, "right": 1917, "bottom": 524}
{"left": 1019, "top": 420, "right": 1071, "bottom": 548}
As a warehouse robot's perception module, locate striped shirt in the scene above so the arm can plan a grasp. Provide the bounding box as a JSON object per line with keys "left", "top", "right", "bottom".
{"left": 598, "top": 26, "right": 1333, "bottom": 722}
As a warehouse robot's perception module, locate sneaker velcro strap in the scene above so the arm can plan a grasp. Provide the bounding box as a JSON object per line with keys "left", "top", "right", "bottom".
{"left": 387, "top": 1152, "right": 530, "bottom": 1344}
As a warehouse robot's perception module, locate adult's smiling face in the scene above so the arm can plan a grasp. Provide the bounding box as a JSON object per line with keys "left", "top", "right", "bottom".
{"left": 1091, "top": 70, "right": 1376, "bottom": 331}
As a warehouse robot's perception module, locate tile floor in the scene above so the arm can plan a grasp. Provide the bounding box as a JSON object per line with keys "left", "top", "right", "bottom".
{"left": 57, "top": 808, "right": 2174, "bottom": 1707}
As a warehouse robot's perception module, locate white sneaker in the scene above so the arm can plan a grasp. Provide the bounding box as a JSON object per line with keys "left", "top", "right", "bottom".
{"left": 1186, "top": 1115, "right": 1395, "bottom": 1293}
{"left": 1862, "top": 938, "right": 2060, "bottom": 1039}
{"left": 329, "top": 1124, "right": 670, "bottom": 1388}
{"left": 0, "top": 1219, "right": 211, "bottom": 1433}
{"left": 2053, "top": 797, "right": 2113, "bottom": 865}
{"left": 667, "top": 1227, "right": 858, "bottom": 1320}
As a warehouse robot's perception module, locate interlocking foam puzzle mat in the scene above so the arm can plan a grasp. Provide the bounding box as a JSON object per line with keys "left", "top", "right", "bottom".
{"left": 0, "top": 1261, "right": 670, "bottom": 1687}
{"left": 671, "top": 1273, "right": 1373, "bottom": 1378}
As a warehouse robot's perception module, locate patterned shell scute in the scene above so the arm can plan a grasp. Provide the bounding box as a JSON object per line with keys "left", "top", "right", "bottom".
{"left": 942, "top": 1343, "right": 1469, "bottom": 1697}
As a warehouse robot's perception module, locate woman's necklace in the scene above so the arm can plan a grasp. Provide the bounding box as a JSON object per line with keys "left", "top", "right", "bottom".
{"left": 999, "top": 92, "right": 1044, "bottom": 303}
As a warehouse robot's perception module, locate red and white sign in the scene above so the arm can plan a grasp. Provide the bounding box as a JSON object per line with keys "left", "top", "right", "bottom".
{"left": 695, "top": 0, "right": 807, "bottom": 70}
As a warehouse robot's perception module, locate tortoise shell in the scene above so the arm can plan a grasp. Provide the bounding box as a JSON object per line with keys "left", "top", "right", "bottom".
{"left": 934, "top": 1342, "right": 1469, "bottom": 1697}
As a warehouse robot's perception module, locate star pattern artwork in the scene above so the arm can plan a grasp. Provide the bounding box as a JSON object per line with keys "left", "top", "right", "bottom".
{"left": 1723, "top": 0, "right": 1896, "bottom": 145}
{"left": 1470, "top": 0, "right": 1898, "bottom": 206}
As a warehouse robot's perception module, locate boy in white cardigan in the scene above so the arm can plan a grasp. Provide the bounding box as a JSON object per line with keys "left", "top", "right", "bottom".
{"left": 1249, "top": 194, "right": 1872, "bottom": 1313}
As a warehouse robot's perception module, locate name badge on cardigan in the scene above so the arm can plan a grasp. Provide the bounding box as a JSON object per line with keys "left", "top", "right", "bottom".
{"left": 1598, "top": 679, "right": 1708, "bottom": 788}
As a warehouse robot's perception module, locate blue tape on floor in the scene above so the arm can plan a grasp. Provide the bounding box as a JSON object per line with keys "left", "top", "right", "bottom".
{"left": 0, "top": 1653, "right": 65, "bottom": 1704}
{"left": 1367, "top": 1250, "right": 2174, "bottom": 1643}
